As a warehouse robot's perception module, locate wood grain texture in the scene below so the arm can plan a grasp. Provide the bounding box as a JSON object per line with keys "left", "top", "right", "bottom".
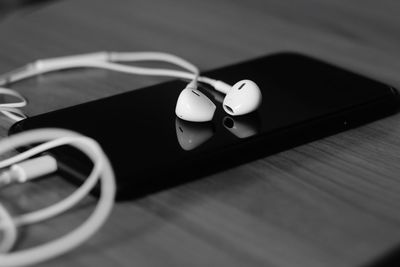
{"left": 1, "top": 0, "right": 400, "bottom": 266}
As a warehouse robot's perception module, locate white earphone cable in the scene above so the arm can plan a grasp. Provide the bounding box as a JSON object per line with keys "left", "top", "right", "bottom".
{"left": 0, "top": 203, "right": 17, "bottom": 253}
{"left": 0, "top": 51, "right": 231, "bottom": 122}
{"left": 0, "top": 51, "right": 202, "bottom": 86}
{"left": 0, "top": 128, "right": 116, "bottom": 267}
{"left": 0, "top": 136, "right": 103, "bottom": 227}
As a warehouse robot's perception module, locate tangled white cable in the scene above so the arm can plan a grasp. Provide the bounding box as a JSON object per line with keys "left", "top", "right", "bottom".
{"left": 0, "top": 128, "right": 116, "bottom": 267}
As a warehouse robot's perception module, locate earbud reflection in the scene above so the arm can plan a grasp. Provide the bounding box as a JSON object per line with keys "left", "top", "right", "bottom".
{"left": 175, "top": 117, "right": 214, "bottom": 151}
{"left": 223, "top": 113, "right": 261, "bottom": 139}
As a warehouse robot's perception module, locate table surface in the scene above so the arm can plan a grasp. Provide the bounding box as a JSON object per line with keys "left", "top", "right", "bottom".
{"left": 1, "top": 0, "right": 400, "bottom": 266}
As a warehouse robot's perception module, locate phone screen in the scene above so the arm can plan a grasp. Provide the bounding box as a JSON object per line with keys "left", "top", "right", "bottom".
{"left": 10, "top": 53, "right": 399, "bottom": 200}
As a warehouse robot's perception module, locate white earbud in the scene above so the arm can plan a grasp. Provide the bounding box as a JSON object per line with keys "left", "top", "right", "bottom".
{"left": 222, "top": 80, "right": 262, "bottom": 116}
{"left": 175, "top": 83, "right": 216, "bottom": 122}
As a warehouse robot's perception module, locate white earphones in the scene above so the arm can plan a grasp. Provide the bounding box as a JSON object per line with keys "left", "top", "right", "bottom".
{"left": 0, "top": 51, "right": 262, "bottom": 123}
{"left": 0, "top": 51, "right": 262, "bottom": 266}
{"left": 175, "top": 79, "right": 262, "bottom": 122}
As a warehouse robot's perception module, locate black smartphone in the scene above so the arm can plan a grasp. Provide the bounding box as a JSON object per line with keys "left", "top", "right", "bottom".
{"left": 9, "top": 52, "right": 400, "bottom": 200}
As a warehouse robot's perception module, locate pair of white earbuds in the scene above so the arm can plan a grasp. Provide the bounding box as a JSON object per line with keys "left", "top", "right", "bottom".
{"left": 175, "top": 79, "right": 262, "bottom": 122}
{"left": 0, "top": 51, "right": 262, "bottom": 123}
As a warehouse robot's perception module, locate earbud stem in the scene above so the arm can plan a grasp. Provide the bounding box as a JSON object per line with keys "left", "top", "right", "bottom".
{"left": 185, "top": 80, "right": 198, "bottom": 90}
{"left": 213, "top": 80, "right": 231, "bottom": 94}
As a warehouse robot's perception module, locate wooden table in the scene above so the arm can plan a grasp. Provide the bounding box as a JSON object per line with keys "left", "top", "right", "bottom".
{"left": 1, "top": 0, "right": 400, "bottom": 266}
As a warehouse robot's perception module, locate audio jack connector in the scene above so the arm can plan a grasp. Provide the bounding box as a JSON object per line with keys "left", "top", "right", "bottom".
{"left": 0, "top": 155, "right": 57, "bottom": 187}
